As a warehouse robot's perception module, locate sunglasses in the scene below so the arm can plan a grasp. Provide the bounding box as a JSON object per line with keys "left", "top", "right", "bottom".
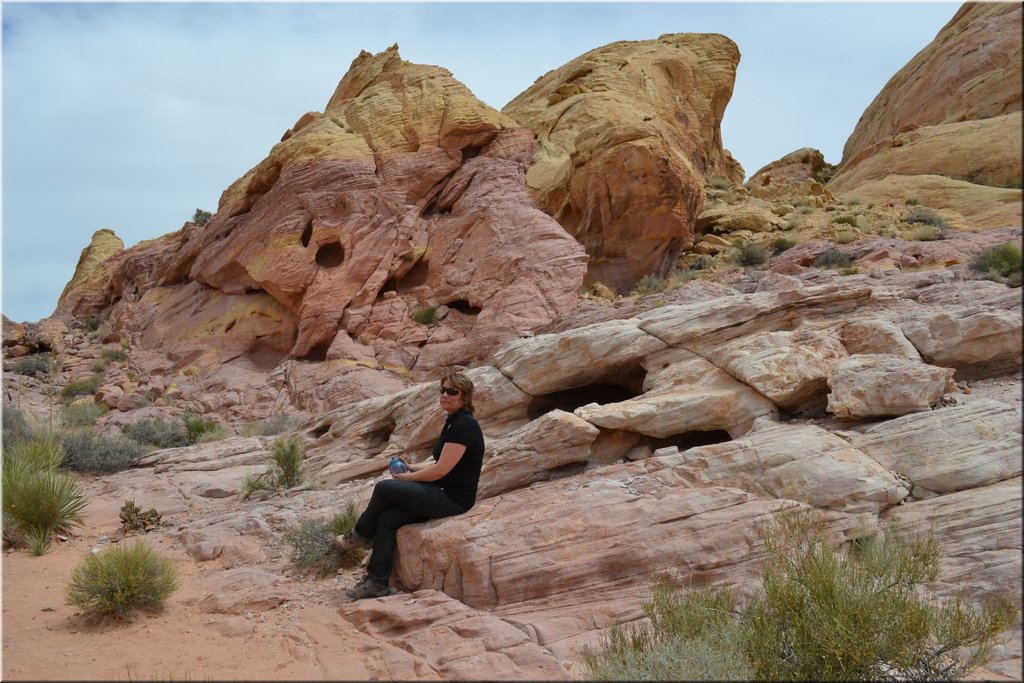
{"left": 439, "top": 387, "right": 462, "bottom": 396}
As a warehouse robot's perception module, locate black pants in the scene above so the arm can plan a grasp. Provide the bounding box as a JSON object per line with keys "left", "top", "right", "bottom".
{"left": 353, "top": 479, "right": 464, "bottom": 585}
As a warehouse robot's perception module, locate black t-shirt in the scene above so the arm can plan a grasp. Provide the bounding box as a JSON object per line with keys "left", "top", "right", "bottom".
{"left": 432, "top": 409, "right": 485, "bottom": 511}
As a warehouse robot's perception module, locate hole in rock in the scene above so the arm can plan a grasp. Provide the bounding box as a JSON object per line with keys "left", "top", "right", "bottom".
{"left": 309, "top": 423, "right": 329, "bottom": 439}
{"left": 248, "top": 340, "right": 288, "bottom": 371}
{"left": 302, "top": 341, "right": 331, "bottom": 362}
{"left": 363, "top": 419, "right": 397, "bottom": 456}
{"left": 224, "top": 320, "right": 236, "bottom": 333}
{"left": 315, "top": 242, "right": 345, "bottom": 268}
{"left": 300, "top": 221, "right": 313, "bottom": 248}
{"left": 642, "top": 429, "right": 732, "bottom": 453}
{"left": 396, "top": 259, "right": 430, "bottom": 292}
{"left": 526, "top": 363, "right": 647, "bottom": 421}
{"left": 460, "top": 143, "right": 486, "bottom": 161}
{"left": 445, "top": 300, "right": 481, "bottom": 316}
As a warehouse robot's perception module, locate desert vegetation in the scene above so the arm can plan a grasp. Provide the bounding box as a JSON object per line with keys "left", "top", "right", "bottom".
{"left": 65, "top": 540, "right": 178, "bottom": 621}
{"left": 286, "top": 502, "right": 367, "bottom": 577}
{"left": 242, "top": 437, "right": 306, "bottom": 496}
{"left": 586, "top": 511, "right": 1020, "bottom": 681}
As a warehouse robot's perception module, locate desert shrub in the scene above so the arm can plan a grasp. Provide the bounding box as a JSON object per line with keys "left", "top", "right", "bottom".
{"left": 412, "top": 306, "right": 437, "bottom": 324}
{"left": 731, "top": 241, "right": 767, "bottom": 267}
{"left": 770, "top": 237, "right": 797, "bottom": 254}
{"left": 905, "top": 225, "right": 945, "bottom": 242}
{"left": 90, "top": 359, "right": 109, "bottom": 373}
{"left": 2, "top": 439, "right": 87, "bottom": 555}
{"left": 242, "top": 470, "right": 277, "bottom": 497}
{"left": 194, "top": 425, "right": 227, "bottom": 443}
{"left": 239, "top": 414, "right": 293, "bottom": 437}
{"left": 839, "top": 267, "right": 861, "bottom": 276}
{"left": 191, "top": 208, "right": 212, "bottom": 226}
{"left": 11, "top": 352, "right": 55, "bottom": 377}
{"left": 122, "top": 417, "right": 190, "bottom": 450}
{"left": 2, "top": 404, "right": 38, "bottom": 446}
{"left": 905, "top": 197, "right": 920, "bottom": 206}
{"left": 970, "top": 242, "right": 1022, "bottom": 284}
{"left": 586, "top": 576, "right": 753, "bottom": 681}
{"left": 812, "top": 248, "right": 854, "bottom": 269}
{"left": 119, "top": 499, "right": 162, "bottom": 533}
{"left": 65, "top": 541, "right": 178, "bottom": 621}
{"left": 582, "top": 282, "right": 617, "bottom": 300}
{"left": 707, "top": 175, "right": 732, "bottom": 190}
{"left": 587, "top": 511, "right": 1019, "bottom": 682}
{"left": 632, "top": 274, "right": 665, "bottom": 297}
{"left": 61, "top": 429, "right": 142, "bottom": 473}
{"left": 286, "top": 517, "right": 341, "bottom": 576}
{"left": 101, "top": 348, "right": 127, "bottom": 363}
{"left": 742, "top": 511, "right": 1018, "bottom": 680}
{"left": 183, "top": 412, "right": 221, "bottom": 444}
{"left": 904, "top": 206, "right": 948, "bottom": 228}
{"left": 271, "top": 437, "right": 304, "bottom": 488}
{"left": 687, "top": 255, "right": 715, "bottom": 271}
{"left": 61, "top": 402, "right": 109, "bottom": 428}
{"left": 833, "top": 231, "right": 858, "bottom": 245}
{"left": 831, "top": 214, "right": 858, "bottom": 227}
{"left": 288, "top": 505, "right": 365, "bottom": 577}
{"left": 61, "top": 374, "right": 104, "bottom": 401}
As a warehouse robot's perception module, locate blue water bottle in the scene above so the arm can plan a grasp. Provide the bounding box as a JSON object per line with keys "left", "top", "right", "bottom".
{"left": 389, "top": 456, "right": 408, "bottom": 474}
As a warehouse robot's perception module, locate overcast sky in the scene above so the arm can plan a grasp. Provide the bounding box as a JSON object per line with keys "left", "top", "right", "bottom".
{"left": 2, "top": 1, "right": 960, "bottom": 323}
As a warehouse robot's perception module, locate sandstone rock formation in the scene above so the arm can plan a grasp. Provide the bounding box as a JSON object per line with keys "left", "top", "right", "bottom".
{"left": 828, "top": 3, "right": 1022, "bottom": 228}
{"left": 503, "top": 33, "right": 744, "bottom": 292}
{"left": 747, "top": 147, "right": 835, "bottom": 203}
{"left": 53, "top": 45, "right": 588, "bottom": 390}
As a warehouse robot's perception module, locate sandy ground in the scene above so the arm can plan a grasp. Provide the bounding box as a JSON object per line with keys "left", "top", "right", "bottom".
{"left": 0, "top": 478, "right": 381, "bottom": 682}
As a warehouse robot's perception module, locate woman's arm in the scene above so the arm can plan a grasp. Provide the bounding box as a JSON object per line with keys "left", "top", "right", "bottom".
{"left": 394, "top": 442, "right": 467, "bottom": 482}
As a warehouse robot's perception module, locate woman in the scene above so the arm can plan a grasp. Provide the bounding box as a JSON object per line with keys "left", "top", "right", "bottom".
{"left": 337, "top": 371, "right": 485, "bottom": 600}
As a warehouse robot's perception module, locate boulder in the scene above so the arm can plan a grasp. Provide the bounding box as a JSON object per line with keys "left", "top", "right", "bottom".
{"left": 197, "top": 567, "right": 291, "bottom": 614}
{"left": 899, "top": 306, "right": 1023, "bottom": 379}
{"left": 851, "top": 399, "right": 1022, "bottom": 496}
{"left": 665, "top": 423, "right": 909, "bottom": 513}
{"left": 826, "top": 354, "right": 955, "bottom": 418}
{"left": 503, "top": 33, "right": 744, "bottom": 292}
{"left": 747, "top": 147, "right": 835, "bottom": 202}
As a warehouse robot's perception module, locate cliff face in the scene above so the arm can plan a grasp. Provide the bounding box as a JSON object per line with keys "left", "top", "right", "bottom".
{"left": 503, "top": 33, "right": 745, "bottom": 293}
{"left": 828, "top": 3, "right": 1022, "bottom": 228}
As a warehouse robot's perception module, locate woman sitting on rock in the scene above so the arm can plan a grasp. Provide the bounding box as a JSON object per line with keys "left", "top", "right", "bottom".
{"left": 337, "top": 370, "right": 485, "bottom": 600}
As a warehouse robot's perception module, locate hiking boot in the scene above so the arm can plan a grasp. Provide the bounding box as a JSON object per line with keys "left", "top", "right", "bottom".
{"left": 333, "top": 530, "right": 372, "bottom": 552}
{"left": 345, "top": 575, "right": 390, "bottom": 600}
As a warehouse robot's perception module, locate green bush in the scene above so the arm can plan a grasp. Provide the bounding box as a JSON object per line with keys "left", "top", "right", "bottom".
{"left": 271, "top": 437, "right": 304, "bottom": 489}
{"left": 707, "top": 175, "right": 732, "bottom": 190}
{"left": 904, "top": 206, "right": 948, "bottom": 228}
{"left": 770, "top": 237, "right": 797, "bottom": 254}
{"left": 586, "top": 576, "right": 753, "bottom": 681}
{"left": 11, "top": 352, "right": 56, "bottom": 377}
{"left": 731, "top": 241, "right": 767, "bottom": 267}
{"left": 2, "top": 439, "right": 87, "bottom": 555}
{"left": 970, "top": 242, "right": 1022, "bottom": 283}
{"left": 3, "top": 404, "right": 38, "bottom": 446}
{"left": 61, "top": 429, "right": 142, "bottom": 473}
{"left": 101, "top": 348, "right": 127, "bottom": 363}
{"left": 65, "top": 541, "right": 178, "bottom": 621}
{"left": 122, "top": 417, "right": 190, "bottom": 450}
{"left": 183, "top": 413, "right": 221, "bottom": 444}
{"left": 742, "top": 511, "right": 1018, "bottom": 680}
{"left": 812, "top": 248, "right": 854, "bottom": 269}
{"left": 61, "top": 402, "right": 109, "bottom": 428}
{"left": 411, "top": 306, "right": 437, "bottom": 324}
{"left": 61, "top": 375, "right": 104, "bottom": 401}
{"left": 119, "top": 499, "right": 162, "bottom": 533}
{"left": 191, "top": 208, "right": 212, "bottom": 226}
{"left": 632, "top": 274, "right": 666, "bottom": 297}
{"left": 686, "top": 255, "right": 715, "bottom": 271}
{"left": 831, "top": 214, "right": 858, "bottom": 227}
{"left": 287, "top": 506, "right": 366, "bottom": 577}
{"left": 587, "top": 511, "right": 1019, "bottom": 682}
{"left": 905, "top": 225, "right": 945, "bottom": 242}
{"left": 905, "top": 197, "right": 920, "bottom": 206}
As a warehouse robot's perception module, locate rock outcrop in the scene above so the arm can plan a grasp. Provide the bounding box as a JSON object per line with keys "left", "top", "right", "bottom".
{"left": 828, "top": 3, "right": 1022, "bottom": 228}
{"left": 53, "top": 45, "right": 588, "bottom": 386}
{"left": 503, "top": 33, "right": 744, "bottom": 292}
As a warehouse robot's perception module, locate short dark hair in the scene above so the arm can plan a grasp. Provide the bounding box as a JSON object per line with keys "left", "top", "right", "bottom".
{"left": 440, "top": 371, "right": 475, "bottom": 414}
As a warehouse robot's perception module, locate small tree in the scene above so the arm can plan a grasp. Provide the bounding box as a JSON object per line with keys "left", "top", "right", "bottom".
{"left": 191, "top": 208, "right": 212, "bottom": 226}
